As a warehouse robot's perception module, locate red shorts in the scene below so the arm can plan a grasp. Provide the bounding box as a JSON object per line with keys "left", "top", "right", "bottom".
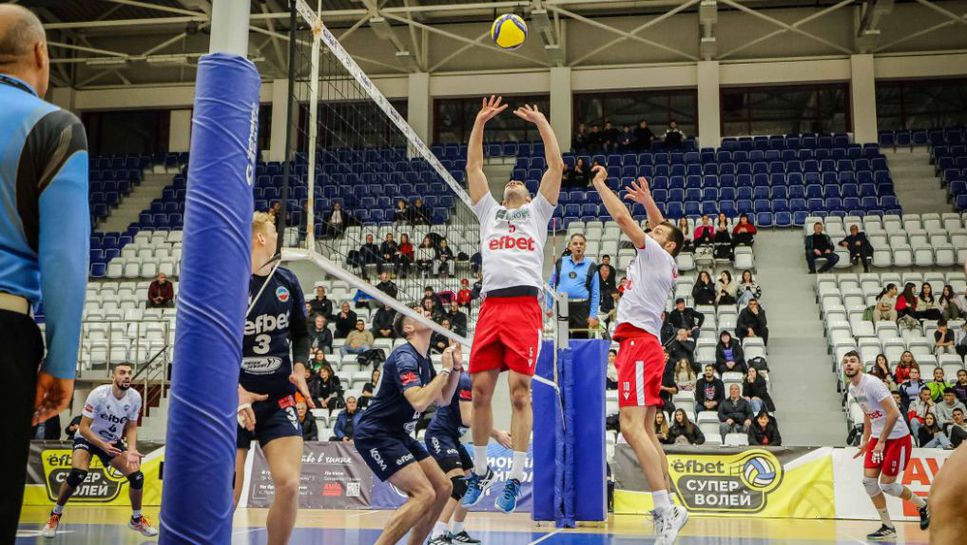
{"left": 864, "top": 435, "right": 913, "bottom": 477}
{"left": 614, "top": 328, "right": 664, "bottom": 408}
{"left": 469, "top": 295, "right": 542, "bottom": 376}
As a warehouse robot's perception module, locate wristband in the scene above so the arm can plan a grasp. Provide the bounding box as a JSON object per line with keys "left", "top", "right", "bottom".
{"left": 440, "top": 369, "right": 452, "bottom": 378}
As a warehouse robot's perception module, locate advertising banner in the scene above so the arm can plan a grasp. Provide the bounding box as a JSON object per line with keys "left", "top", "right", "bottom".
{"left": 613, "top": 445, "right": 835, "bottom": 518}
{"left": 246, "top": 441, "right": 371, "bottom": 509}
{"left": 22, "top": 441, "right": 165, "bottom": 506}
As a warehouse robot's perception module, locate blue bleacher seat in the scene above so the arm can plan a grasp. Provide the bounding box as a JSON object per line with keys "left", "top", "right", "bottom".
{"left": 719, "top": 200, "right": 736, "bottom": 217}
{"left": 756, "top": 212, "right": 773, "bottom": 227}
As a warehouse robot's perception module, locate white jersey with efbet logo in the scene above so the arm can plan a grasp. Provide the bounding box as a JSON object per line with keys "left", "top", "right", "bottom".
{"left": 472, "top": 192, "right": 554, "bottom": 293}
{"left": 81, "top": 384, "right": 142, "bottom": 444}
{"left": 849, "top": 373, "right": 910, "bottom": 440}
{"left": 616, "top": 240, "right": 678, "bottom": 338}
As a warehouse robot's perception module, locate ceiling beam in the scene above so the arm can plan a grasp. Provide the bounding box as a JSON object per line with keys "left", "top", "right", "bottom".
{"left": 430, "top": 29, "right": 491, "bottom": 72}
{"left": 550, "top": 6, "right": 699, "bottom": 61}
{"left": 719, "top": 0, "right": 853, "bottom": 59}
{"left": 570, "top": 0, "right": 700, "bottom": 65}
{"left": 913, "top": 0, "right": 967, "bottom": 25}
{"left": 100, "top": 0, "right": 205, "bottom": 17}
{"left": 717, "top": 0, "right": 853, "bottom": 55}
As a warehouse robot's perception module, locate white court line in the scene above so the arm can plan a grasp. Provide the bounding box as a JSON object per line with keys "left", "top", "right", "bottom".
{"left": 232, "top": 527, "right": 265, "bottom": 536}
{"left": 527, "top": 528, "right": 562, "bottom": 545}
{"left": 349, "top": 510, "right": 382, "bottom": 517}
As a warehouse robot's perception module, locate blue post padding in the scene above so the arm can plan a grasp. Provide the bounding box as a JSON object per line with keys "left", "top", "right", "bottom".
{"left": 569, "top": 340, "right": 608, "bottom": 522}
{"left": 559, "top": 348, "right": 575, "bottom": 528}
{"left": 160, "top": 53, "right": 259, "bottom": 545}
{"left": 531, "top": 340, "right": 559, "bottom": 522}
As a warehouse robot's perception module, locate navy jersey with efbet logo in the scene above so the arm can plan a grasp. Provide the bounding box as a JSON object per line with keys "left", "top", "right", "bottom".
{"left": 426, "top": 371, "right": 472, "bottom": 436}
{"left": 240, "top": 267, "right": 309, "bottom": 396}
{"left": 356, "top": 342, "right": 436, "bottom": 436}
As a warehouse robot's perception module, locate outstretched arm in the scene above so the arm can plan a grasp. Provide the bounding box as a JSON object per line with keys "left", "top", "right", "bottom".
{"left": 624, "top": 176, "right": 665, "bottom": 229}
{"left": 515, "top": 104, "right": 564, "bottom": 205}
{"left": 467, "top": 96, "right": 508, "bottom": 205}
{"left": 590, "top": 165, "right": 646, "bottom": 249}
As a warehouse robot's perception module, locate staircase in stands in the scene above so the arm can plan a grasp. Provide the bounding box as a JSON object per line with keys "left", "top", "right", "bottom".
{"left": 97, "top": 172, "right": 173, "bottom": 233}
{"left": 884, "top": 148, "right": 952, "bottom": 215}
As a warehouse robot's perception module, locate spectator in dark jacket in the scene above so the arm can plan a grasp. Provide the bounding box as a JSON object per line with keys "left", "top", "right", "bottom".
{"left": 443, "top": 300, "right": 468, "bottom": 337}
{"left": 430, "top": 319, "right": 452, "bottom": 354}
{"left": 333, "top": 302, "right": 357, "bottom": 338}
{"left": 654, "top": 411, "right": 672, "bottom": 445}
{"left": 332, "top": 396, "right": 363, "bottom": 441}
{"left": 378, "top": 235, "right": 402, "bottom": 277}
{"left": 359, "top": 368, "right": 380, "bottom": 409}
{"left": 715, "top": 331, "right": 747, "bottom": 375}
{"left": 743, "top": 367, "right": 775, "bottom": 414}
{"left": 323, "top": 201, "right": 350, "bottom": 237}
{"left": 598, "top": 255, "right": 617, "bottom": 292}
{"left": 719, "top": 384, "right": 754, "bottom": 439}
{"left": 393, "top": 199, "right": 409, "bottom": 224}
{"left": 356, "top": 233, "right": 381, "bottom": 271}
{"left": 375, "top": 271, "right": 398, "bottom": 299}
{"left": 897, "top": 367, "right": 927, "bottom": 412}
{"left": 308, "top": 314, "right": 333, "bottom": 353}
{"left": 408, "top": 198, "right": 431, "bottom": 225}
{"left": 737, "top": 298, "right": 769, "bottom": 345}
{"left": 838, "top": 224, "right": 873, "bottom": 272}
{"left": 692, "top": 271, "right": 716, "bottom": 306}
{"left": 748, "top": 411, "right": 782, "bottom": 446}
{"left": 297, "top": 399, "right": 318, "bottom": 441}
{"left": 667, "top": 328, "right": 697, "bottom": 371}
{"left": 695, "top": 365, "right": 725, "bottom": 415}
{"left": 309, "top": 365, "right": 343, "bottom": 414}
{"left": 308, "top": 284, "right": 334, "bottom": 319}
{"left": 805, "top": 222, "right": 839, "bottom": 273}
{"left": 634, "top": 119, "right": 655, "bottom": 151}
{"left": 669, "top": 409, "right": 705, "bottom": 445}
{"left": 668, "top": 298, "right": 705, "bottom": 340}
{"left": 147, "top": 273, "right": 174, "bottom": 308}
{"left": 663, "top": 119, "right": 685, "bottom": 149}
{"left": 371, "top": 304, "right": 397, "bottom": 339}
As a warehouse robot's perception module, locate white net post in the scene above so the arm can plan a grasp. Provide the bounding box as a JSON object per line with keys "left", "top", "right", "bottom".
{"left": 303, "top": 0, "right": 322, "bottom": 250}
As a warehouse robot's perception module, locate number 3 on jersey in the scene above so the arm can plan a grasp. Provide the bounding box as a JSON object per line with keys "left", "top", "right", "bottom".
{"left": 253, "top": 334, "right": 271, "bottom": 354}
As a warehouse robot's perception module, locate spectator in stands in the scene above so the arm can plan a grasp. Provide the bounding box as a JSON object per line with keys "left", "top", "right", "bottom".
{"left": 718, "top": 384, "right": 754, "bottom": 439}
{"left": 415, "top": 236, "right": 435, "bottom": 278}
{"left": 748, "top": 411, "right": 782, "bottom": 446}
{"left": 371, "top": 304, "right": 397, "bottom": 339}
{"left": 917, "top": 413, "right": 952, "bottom": 449}
{"left": 378, "top": 233, "right": 400, "bottom": 277}
{"left": 695, "top": 365, "right": 725, "bottom": 415}
{"left": 715, "top": 331, "right": 747, "bottom": 375}
{"left": 618, "top": 124, "right": 634, "bottom": 151}
{"left": 443, "top": 300, "right": 468, "bottom": 337}
{"left": 408, "top": 197, "right": 431, "bottom": 225}
{"left": 375, "top": 271, "right": 397, "bottom": 299}
{"left": 669, "top": 409, "right": 705, "bottom": 445}
{"left": 935, "top": 319, "right": 955, "bottom": 355}
{"left": 430, "top": 319, "right": 452, "bottom": 354}
{"left": 634, "top": 119, "right": 655, "bottom": 151}
{"left": 587, "top": 125, "right": 602, "bottom": 153}
{"left": 456, "top": 278, "right": 473, "bottom": 307}
{"left": 692, "top": 270, "right": 716, "bottom": 306}
{"left": 736, "top": 270, "right": 762, "bottom": 307}
{"left": 397, "top": 233, "right": 414, "bottom": 278}
{"left": 573, "top": 123, "right": 589, "bottom": 154}
{"left": 324, "top": 201, "right": 348, "bottom": 237}
{"left": 838, "top": 224, "right": 873, "bottom": 272}
{"left": 805, "top": 222, "right": 839, "bottom": 273}
{"left": 953, "top": 369, "right": 967, "bottom": 403}
{"left": 731, "top": 214, "right": 757, "bottom": 248}
{"left": 918, "top": 283, "right": 943, "bottom": 321}
{"left": 897, "top": 365, "right": 925, "bottom": 411}
{"left": 333, "top": 302, "right": 357, "bottom": 338}
{"left": 743, "top": 367, "right": 774, "bottom": 414}
{"left": 309, "top": 283, "right": 334, "bottom": 319}
{"left": 296, "top": 399, "right": 318, "bottom": 442}
{"left": 737, "top": 298, "right": 769, "bottom": 345}
{"left": 895, "top": 351, "right": 920, "bottom": 382}
{"left": 675, "top": 218, "right": 693, "bottom": 253}
{"left": 713, "top": 216, "right": 733, "bottom": 260}
{"left": 674, "top": 358, "right": 696, "bottom": 394}
{"left": 356, "top": 233, "right": 381, "bottom": 272}
{"left": 895, "top": 282, "right": 918, "bottom": 320}
{"left": 871, "top": 354, "right": 897, "bottom": 392}
{"left": 602, "top": 121, "right": 620, "bottom": 153}
{"left": 694, "top": 216, "right": 715, "bottom": 248}
{"left": 607, "top": 349, "right": 618, "bottom": 390}
{"left": 147, "top": 273, "right": 174, "bottom": 308}
{"left": 940, "top": 285, "right": 962, "bottom": 320}
{"left": 935, "top": 389, "right": 967, "bottom": 430}
{"left": 564, "top": 158, "right": 590, "bottom": 188}
{"left": 332, "top": 396, "right": 363, "bottom": 442}
{"left": 309, "top": 364, "right": 344, "bottom": 414}
{"left": 663, "top": 119, "right": 685, "bottom": 149}
{"left": 598, "top": 255, "right": 617, "bottom": 289}
{"left": 598, "top": 265, "right": 617, "bottom": 314}
{"left": 420, "top": 286, "right": 441, "bottom": 315}
{"left": 873, "top": 284, "right": 898, "bottom": 323}
{"left": 659, "top": 349, "right": 679, "bottom": 411}
{"left": 667, "top": 328, "right": 696, "bottom": 369}
{"left": 393, "top": 199, "right": 409, "bottom": 225}
{"left": 715, "top": 271, "right": 737, "bottom": 306}
{"left": 435, "top": 238, "right": 455, "bottom": 278}
{"left": 654, "top": 411, "right": 672, "bottom": 445}
{"left": 668, "top": 298, "right": 704, "bottom": 340}
{"left": 949, "top": 409, "right": 967, "bottom": 447}
{"left": 310, "top": 349, "right": 329, "bottom": 372}
{"left": 928, "top": 367, "right": 953, "bottom": 401}
{"left": 340, "top": 319, "right": 373, "bottom": 358}
{"left": 359, "top": 368, "right": 380, "bottom": 409}
{"left": 908, "top": 387, "right": 934, "bottom": 439}
{"left": 308, "top": 315, "right": 333, "bottom": 354}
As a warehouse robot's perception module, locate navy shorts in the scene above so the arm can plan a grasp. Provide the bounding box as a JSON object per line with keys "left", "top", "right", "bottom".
{"left": 425, "top": 429, "right": 473, "bottom": 474}
{"left": 72, "top": 436, "right": 124, "bottom": 467}
{"left": 237, "top": 394, "right": 303, "bottom": 449}
{"left": 355, "top": 430, "right": 429, "bottom": 482}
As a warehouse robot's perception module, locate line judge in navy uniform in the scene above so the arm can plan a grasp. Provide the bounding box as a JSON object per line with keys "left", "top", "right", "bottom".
{"left": 355, "top": 311, "right": 463, "bottom": 545}
{"left": 0, "top": 6, "right": 89, "bottom": 540}
{"left": 546, "top": 233, "right": 600, "bottom": 338}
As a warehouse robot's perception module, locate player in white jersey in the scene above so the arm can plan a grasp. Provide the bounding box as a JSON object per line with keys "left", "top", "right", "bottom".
{"left": 843, "top": 351, "right": 929, "bottom": 540}
{"left": 460, "top": 96, "right": 563, "bottom": 514}
{"left": 591, "top": 165, "right": 687, "bottom": 545}
{"left": 42, "top": 362, "right": 157, "bottom": 538}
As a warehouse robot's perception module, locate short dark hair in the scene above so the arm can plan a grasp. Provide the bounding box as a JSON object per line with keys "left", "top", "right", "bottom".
{"left": 675, "top": 297, "right": 685, "bottom": 304}
{"left": 658, "top": 221, "right": 685, "bottom": 257}
{"left": 569, "top": 233, "right": 586, "bottom": 243}
{"left": 113, "top": 362, "right": 134, "bottom": 373}
{"left": 393, "top": 312, "right": 410, "bottom": 338}
{"left": 608, "top": 349, "right": 617, "bottom": 356}
{"left": 955, "top": 408, "right": 964, "bottom": 415}
{"left": 602, "top": 254, "right": 611, "bottom": 259}
{"left": 842, "top": 350, "right": 861, "bottom": 361}
{"left": 920, "top": 387, "right": 932, "bottom": 393}
{"left": 944, "top": 387, "right": 956, "bottom": 395}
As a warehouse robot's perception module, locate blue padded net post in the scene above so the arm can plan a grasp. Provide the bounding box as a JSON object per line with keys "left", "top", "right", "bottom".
{"left": 159, "top": 53, "right": 259, "bottom": 545}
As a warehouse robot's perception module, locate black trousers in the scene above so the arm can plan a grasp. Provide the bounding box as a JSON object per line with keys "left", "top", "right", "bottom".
{"left": 568, "top": 301, "right": 591, "bottom": 340}
{"left": 0, "top": 310, "right": 44, "bottom": 542}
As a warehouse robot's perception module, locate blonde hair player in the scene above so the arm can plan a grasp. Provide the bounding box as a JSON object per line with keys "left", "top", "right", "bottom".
{"left": 459, "top": 96, "right": 563, "bottom": 513}
{"left": 844, "top": 350, "right": 929, "bottom": 540}
{"left": 590, "top": 165, "right": 687, "bottom": 545}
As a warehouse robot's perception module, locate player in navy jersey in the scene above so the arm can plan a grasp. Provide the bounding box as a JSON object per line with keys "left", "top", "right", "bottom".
{"left": 355, "top": 310, "right": 463, "bottom": 545}
{"left": 425, "top": 370, "right": 512, "bottom": 545}
{"left": 234, "top": 212, "right": 314, "bottom": 545}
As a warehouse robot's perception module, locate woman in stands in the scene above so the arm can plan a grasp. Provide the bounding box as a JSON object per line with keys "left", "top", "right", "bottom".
{"left": 715, "top": 271, "right": 737, "bottom": 307}
{"left": 894, "top": 351, "right": 920, "bottom": 384}
{"left": 736, "top": 270, "right": 762, "bottom": 307}
{"left": 713, "top": 216, "right": 733, "bottom": 260}
{"left": 693, "top": 216, "right": 714, "bottom": 247}
{"left": 359, "top": 368, "right": 381, "bottom": 409}
{"left": 940, "top": 285, "right": 962, "bottom": 320}
{"left": 895, "top": 282, "right": 919, "bottom": 320}
{"left": 416, "top": 236, "right": 436, "bottom": 278}
{"left": 715, "top": 331, "right": 746, "bottom": 375}
{"left": 674, "top": 358, "right": 696, "bottom": 394}
{"left": 398, "top": 233, "right": 414, "bottom": 278}
{"left": 677, "top": 218, "right": 693, "bottom": 253}
{"left": 692, "top": 271, "right": 716, "bottom": 306}
{"left": 871, "top": 355, "right": 897, "bottom": 392}
{"left": 567, "top": 157, "right": 589, "bottom": 188}
{"left": 309, "top": 365, "right": 344, "bottom": 415}
{"left": 394, "top": 199, "right": 410, "bottom": 225}
{"left": 435, "top": 239, "right": 455, "bottom": 279}
{"left": 654, "top": 411, "right": 672, "bottom": 445}
{"left": 874, "top": 284, "right": 898, "bottom": 323}
{"left": 743, "top": 367, "right": 775, "bottom": 414}
{"left": 748, "top": 411, "right": 781, "bottom": 446}
{"left": 917, "top": 413, "right": 952, "bottom": 448}
{"left": 668, "top": 409, "right": 705, "bottom": 445}
{"left": 731, "top": 213, "right": 757, "bottom": 247}
{"left": 917, "top": 283, "right": 943, "bottom": 321}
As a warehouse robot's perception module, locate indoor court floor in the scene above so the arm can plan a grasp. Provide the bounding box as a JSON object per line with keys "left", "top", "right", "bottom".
{"left": 17, "top": 506, "right": 930, "bottom": 545}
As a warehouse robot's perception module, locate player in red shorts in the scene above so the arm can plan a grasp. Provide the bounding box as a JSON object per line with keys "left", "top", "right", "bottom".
{"left": 459, "top": 96, "right": 563, "bottom": 513}
{"left": 844, "top": 350, "right": 929, "bottom": 540}
{"left": 591, "top": 165, "right": 687, "bottom": 545}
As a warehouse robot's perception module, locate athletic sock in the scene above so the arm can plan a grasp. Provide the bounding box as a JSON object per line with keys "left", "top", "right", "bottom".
{"left": 52, "top": 504, "right": 64, "bottom": 515}
{"left": 473, "top": 446, "right": 489, "bottom": 476}
{"left": 132, "top": 510, "right": 142, "bottom": 520}
{"left": 877, "top": 507, "right": 893, "bottom": 528}
{"left": 652, "top": 490, "right": 671, "bottom": 511}
{"left": 432, "top": 521, "right": 448, "bottom": 537}
{"left": 451, "top": 521, "right": 465, "bottom": 535}
{"left": 509, "top": 451, "right": 527, "bottom": 482}
{"left": 910, "top": 494, "right": 927, "bottom": 508}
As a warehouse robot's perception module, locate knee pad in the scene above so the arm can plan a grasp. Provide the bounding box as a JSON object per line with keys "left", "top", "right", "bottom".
{"left": 127, "top": 471, "right": 144, "bottom": 490}
{"left": 862, "top": 476, "right": 881, "bottom": 497}
{"left": 880, "top": 481, "right": 903, "bottom": 498}
{"left": 66, "top": 468, "right": 88, "bottom": 488}
{"left": 450, "top": 475, "right": 468, "bottom": 501}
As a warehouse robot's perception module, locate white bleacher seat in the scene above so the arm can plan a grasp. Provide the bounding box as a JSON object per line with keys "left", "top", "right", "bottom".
{"left": 697, "top": 411, "right": 719, "bottom": 424}
{"left": 913, "top": 248, "right": 934, "bottom": 267}
{"left": 141, "top": 262, "right": 158, "bottom": 278}
{"left": 724, "top": 433, "right": 749, "bottom": 446}
{"left": 696, "top": 346, "right": 715, "bottom": 365}
{"left": 106, "top": 262, "right": 123, "bottom": 279}
{"left": 934, "top": 244, "right": 956, "bottom": 267}
{"left": 893, "top": 248, "right": 913, "bottom": 267}
{"left": 676, "top": 253, "right": 695, "bottom": 272}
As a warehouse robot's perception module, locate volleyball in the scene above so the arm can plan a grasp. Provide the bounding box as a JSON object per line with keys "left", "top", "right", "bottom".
{"left": 491, "top": 14, "right": 527, "bottom": 50}
{"left": 742, "top": 456, "right": 777, "bottom": 488}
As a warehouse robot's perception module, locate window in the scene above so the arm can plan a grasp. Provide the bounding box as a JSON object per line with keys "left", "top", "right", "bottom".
{"left": 434, "top": 95, "right": 550, "bottom": 144}
{"left": 574, "top": 89, "right": 697, "bottom": 138}
{"left": 876, "top": 78, "right": 967, "bottom": 130}
{"left": 297, "top": 99, "right": 408, "bottom": 150}
{"left": 82, "top": 109, "right": 170, "bottom": 155}
{"left": 721, "top": 84, "right": 850, "bottom": 136}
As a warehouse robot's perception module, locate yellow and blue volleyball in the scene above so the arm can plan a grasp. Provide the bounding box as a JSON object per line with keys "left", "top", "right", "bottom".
{"left": 491, "top": 14, "right": 527, "bottom": 50}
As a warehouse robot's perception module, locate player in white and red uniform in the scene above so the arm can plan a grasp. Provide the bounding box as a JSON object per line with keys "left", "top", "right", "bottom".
{"left": 591, "top": 166, "right": 687, "bottom": 545}
{"left": 459, "top": 96, "right": 563, "bottom": 513}
{"left": 843, "top": 351, "right": 929, "bottom": 540}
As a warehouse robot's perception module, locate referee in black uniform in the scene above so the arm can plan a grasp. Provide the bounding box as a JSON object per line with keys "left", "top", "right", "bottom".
{"left": 0, "top": 6, "right": 89, "bottom": 539}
